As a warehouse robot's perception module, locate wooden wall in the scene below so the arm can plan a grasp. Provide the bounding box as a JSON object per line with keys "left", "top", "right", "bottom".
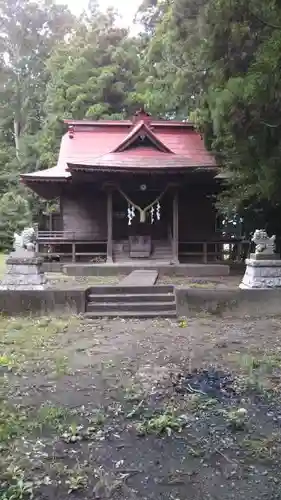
{"left": 59, "top": 180, "right": 218, "bottom": 242}
{"left": 61, "top": 188, "right": 107, "bottom": 240}
{"left": 178, "top": 186, "right": 217, "bottom": 241}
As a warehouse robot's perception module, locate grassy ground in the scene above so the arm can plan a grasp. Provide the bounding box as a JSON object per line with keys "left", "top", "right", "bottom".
{"left": 45, "top": 272, "right": 123, "bottom": 287}
{"left": 1, "top": 314, "right": 281, "bottom": 499}
{"left": 157, "top": 275, "right": 241, "bottom": 288}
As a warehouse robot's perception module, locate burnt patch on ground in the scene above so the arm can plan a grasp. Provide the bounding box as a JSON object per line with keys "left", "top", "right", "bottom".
{"left": 172, "top": 368, "right": 237, "bottom": 400}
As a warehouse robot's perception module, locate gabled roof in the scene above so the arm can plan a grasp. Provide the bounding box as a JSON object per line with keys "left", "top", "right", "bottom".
{"left": 21, "top": 109, "right": 216, "bottom": 184}
{"left": 22, "top": 166, "right": 71, "bottom": 182}
{"left": 112, "top": 120, "right": 173, "bottom": 154}
{"left": 68, "top": 152, "right": 215, "bottom": 172}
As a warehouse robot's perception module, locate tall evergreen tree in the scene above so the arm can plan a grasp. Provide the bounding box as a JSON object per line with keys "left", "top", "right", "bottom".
{"left": 197, "top": 0, "right": 281, "bottom": 217}
{"left": 0, "top": 0, "right": 74, "bottom": 247}
{"left": 38, "top": 6, "right": 145, "bottom": 167}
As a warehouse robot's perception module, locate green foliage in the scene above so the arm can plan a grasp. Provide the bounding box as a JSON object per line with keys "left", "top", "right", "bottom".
{"left": 224, "top": 407, "right": 248, "bottom": 431}
{"left": 0, "top": 0, "right": 74, "bottom": 232}
{"left": 135, "top": 409, "right": 185, "bottom": 436}
{"left": 44, "top": 9, "right": 142, "bottom": 122}
{"left": 0, "top": 192, "right": 31, "bottom": 251}
{"left": 196, "top": 0, "right": 281, "bottom": 212}
{"left": 137, "top": 0, "right": 209, "bottom": 118}
{"left": 0, "top": 467, "right": 34, "bottom": 500}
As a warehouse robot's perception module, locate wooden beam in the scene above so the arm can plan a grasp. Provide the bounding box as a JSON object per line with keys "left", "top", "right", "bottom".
{"left": 203, "top": 242, "right": 208, "bottom": 264}
{"left": 172, "top": 189, "right": 179, "bottom": 264}
{"left": 106, "top": 188, "right": 113, "bottom": 263}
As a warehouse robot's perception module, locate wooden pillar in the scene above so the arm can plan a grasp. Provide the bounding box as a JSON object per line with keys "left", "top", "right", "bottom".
{"left": 172, "top": 188, "right": 179, "bottom": 264}
{"left": 72, "top": 242, "right": 76, "bottom": 263}
{"left": 106, "top": 188, "right": 113, "bottom": 263}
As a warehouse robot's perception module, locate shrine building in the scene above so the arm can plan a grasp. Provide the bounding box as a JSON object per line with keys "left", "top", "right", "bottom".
{"left": 21, "top": 109, "right": 242, "bottom": 265}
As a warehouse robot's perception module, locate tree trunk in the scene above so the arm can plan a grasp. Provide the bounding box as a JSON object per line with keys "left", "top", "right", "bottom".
{"left": 13, "top": 118, "right": 21, "bottom": 162}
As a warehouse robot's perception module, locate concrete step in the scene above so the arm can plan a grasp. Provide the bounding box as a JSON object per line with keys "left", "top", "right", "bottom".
{"left": 152, "top": 254, "right": 172, "bottom": 258}
{"left": 86, "top": 301, "right": 176, "bottom": 313}
{"left": 119, "top": 270, "right": 158, "bottom": 286}
{"left": 87, "top": 285, "right": 174, "bottom": 295}
{"left": 151, "top": 254, "right": 172, "bottom": 258}
{"left": 84, "top": 310, "right": 177, "bottom": 319}
{"left": 114, "top": 258, "right": 172, "bottom": 264}
{"left": 88, "top": 293, "right": 175, "bottom": 303}
{"left": 151, "top": 250, "right": 172, "bottom": 258}
{"left": 153, "top": 248, "right": 172, "bottom": 252}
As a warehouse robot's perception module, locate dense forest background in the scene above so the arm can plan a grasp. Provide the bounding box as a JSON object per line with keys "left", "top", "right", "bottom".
{"left": 1, "top": 0, "right": 281, "bottom": 246}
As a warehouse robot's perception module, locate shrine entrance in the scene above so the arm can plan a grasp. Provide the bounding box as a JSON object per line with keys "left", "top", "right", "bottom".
{"left": 111, "top": 187, "right": 173, "bottom": 261}
{"left": 112, "top": 189, "right": 172, "bottom": 242}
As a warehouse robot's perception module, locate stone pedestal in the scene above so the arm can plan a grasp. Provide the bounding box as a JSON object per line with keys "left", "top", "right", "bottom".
{"left": 0, "top": 250, "right": 48, "bottom": 290}
{"left": 240, "top": 258, "right": 281, "bottom": 289}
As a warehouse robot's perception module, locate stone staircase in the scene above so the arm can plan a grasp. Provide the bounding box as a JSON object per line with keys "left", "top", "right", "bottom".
{"left": 113, "top": 240, "right": 172, "bottom": 263}
{"left": 85, "top": 285, "right": 177, "bottom": 318}
{"left": 152, "top": 241, "right": 173, "bottom": 262}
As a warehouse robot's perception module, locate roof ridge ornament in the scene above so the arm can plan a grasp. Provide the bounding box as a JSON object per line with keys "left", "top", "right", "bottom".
{"left": 133, "top": 108, "right": 151, "bottom": 124}
{"left": 68, "top": 126, "right": 74, "bottom": 139}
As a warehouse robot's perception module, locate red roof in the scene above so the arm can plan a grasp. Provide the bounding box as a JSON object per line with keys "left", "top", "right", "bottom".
{"left": 21, "top": 110, "right": 216, "bottom": 183}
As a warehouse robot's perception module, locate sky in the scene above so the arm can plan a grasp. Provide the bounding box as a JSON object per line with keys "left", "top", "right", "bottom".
{"left": 64, "top": 0, "right": 143, "bottom": 30}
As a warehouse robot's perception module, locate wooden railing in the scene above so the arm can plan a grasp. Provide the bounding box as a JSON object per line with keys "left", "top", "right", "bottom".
{"left": 36, "top": 232, "right": 107, "bottom": 262}
{"left": 37, "top": 231, "right": 95, "bottom": 241}
{"left": 179, "top": 239, "right": 251, "bottom": 263}
{"left": 36, "top": 232, "right": 251, "bottom": 263}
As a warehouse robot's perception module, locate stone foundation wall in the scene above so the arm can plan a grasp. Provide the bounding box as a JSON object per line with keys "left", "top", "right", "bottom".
{"left": 176, "top": 287, "right": 281, "bottom": 317}
{"left": 2, "top": 286, "right": 281, "bottom": 318}
{"left": 0, "top": 290, "right": 85, "bottom": 316}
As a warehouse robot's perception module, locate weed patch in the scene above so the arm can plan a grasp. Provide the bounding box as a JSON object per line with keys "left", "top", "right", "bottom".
{"left": 65, "top": 463, "right": 88, "bottom": 493}
{"left": 135, "top": 409, "right": 186, "bottom": 436}
{"left": 0, "top": 466, "right": 34, "bottom": 500}
{"left": 0, "top": 405, "right": 29, "bottom": 445}
{"left": 224, "top": 407, "right": 248, "bottom": 431}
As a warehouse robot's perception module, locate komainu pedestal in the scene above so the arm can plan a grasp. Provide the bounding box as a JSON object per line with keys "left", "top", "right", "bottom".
{"left": 0, "top": 249, "right": 48, "bottom": 290}
{"left": 240, "top": 229, "right": 281, "bottom": 289}
{"left": 240, "top": 259, "right": 281, "bottom": 289}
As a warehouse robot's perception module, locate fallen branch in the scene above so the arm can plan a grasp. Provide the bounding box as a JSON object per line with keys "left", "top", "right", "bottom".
{"left": 214, "top": 447, "right": 238, "bottom": 464}
{"left": 126, "top": 399, "right": 145, "bottom": 418}
{"left": 186, "top": 383, "right": 206, "bottom": 395}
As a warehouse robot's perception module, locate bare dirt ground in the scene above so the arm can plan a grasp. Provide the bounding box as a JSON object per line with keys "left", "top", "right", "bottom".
{"left": 46, "top": 273, "right": 241, "bottom": 289}
{"left": 45, "top": 272, "right": 124, "bottom": 288}
{"left": 0, "top": 251, "right": 242, "bottom": 289}
{"left": 157, "top": 275, "right": 241, "bottom": 288}
{"left": 1, "top": 314, "right": 281, "bottom": 499}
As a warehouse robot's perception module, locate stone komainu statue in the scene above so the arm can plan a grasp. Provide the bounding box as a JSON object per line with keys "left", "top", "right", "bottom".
{"left": 252, "top": 229, "right": 275, "bottom": 255}
{"left": 13, "top": 227, "right": 37, "bottom": 252}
